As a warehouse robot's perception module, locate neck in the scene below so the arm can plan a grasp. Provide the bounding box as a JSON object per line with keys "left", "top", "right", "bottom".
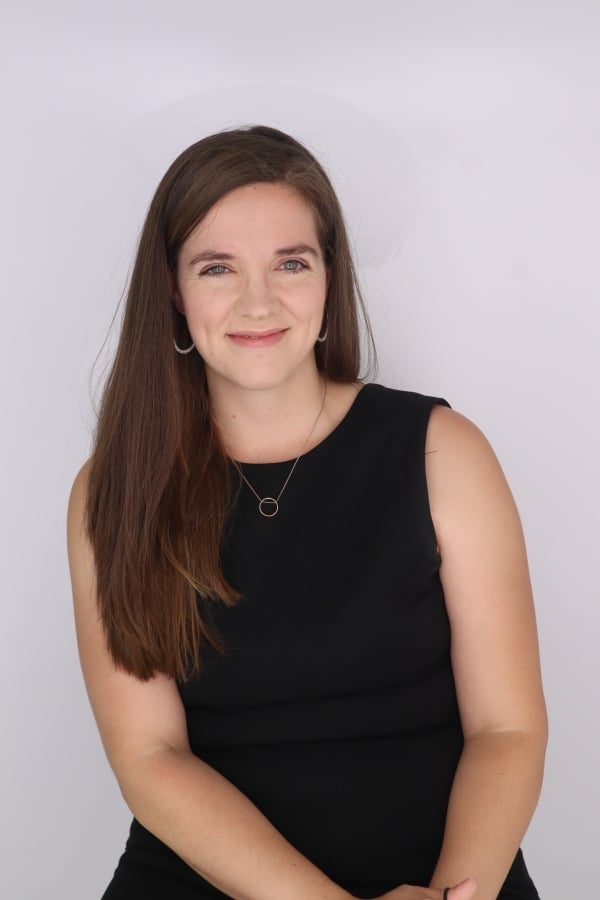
{"left": 209, "top": 368, "right": 327, "bottom": 464}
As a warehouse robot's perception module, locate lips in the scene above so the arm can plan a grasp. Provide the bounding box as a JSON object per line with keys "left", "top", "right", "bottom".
{"left": 227, "top": 328, "right": 288, "bottom": 348}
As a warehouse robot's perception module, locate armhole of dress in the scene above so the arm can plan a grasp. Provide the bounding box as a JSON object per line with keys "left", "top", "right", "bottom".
{"left": 422, "top": 398, "right": 451, "bottom": 564}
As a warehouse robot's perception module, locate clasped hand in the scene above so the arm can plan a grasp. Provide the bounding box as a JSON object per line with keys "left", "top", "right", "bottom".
{"left": 374, "top": 876, "right": 477, "bottom": 900}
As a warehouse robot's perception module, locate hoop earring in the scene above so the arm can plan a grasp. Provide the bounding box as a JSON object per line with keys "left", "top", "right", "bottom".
{"left": 173, "top": 338, "right": 195, "bottom": 355}
{"left": 316, "top": 309, "right": 328, "bottom": 343}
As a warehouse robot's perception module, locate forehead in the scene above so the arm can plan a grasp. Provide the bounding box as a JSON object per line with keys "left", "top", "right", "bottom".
{"left": 185, "top": 182, "right": 320, "bottom": 249}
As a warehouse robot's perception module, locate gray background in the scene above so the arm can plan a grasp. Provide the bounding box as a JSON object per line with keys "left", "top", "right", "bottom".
{"left": 2, "top": 1, "right": 598, "bottom": 897}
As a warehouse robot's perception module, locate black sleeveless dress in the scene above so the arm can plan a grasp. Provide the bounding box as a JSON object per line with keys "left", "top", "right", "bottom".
{"left": 102, "top": 385, "right": 539, "bottom": 899}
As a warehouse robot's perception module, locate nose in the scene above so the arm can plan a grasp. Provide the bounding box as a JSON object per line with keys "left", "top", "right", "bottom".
{"left": 236, "top": 270, "right": 280, "bottom": 318}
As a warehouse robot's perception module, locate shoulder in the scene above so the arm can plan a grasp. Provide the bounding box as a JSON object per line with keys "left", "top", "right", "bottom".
{"left": 68, "top": 458, "right": 92, "bottom": 521}
{"left": 425, "top": 404, "right": 497, "bottom": 460}
{"left": 67, "top": 459, "right": 95, "bottom": 607}
{"left": 424, "top": 405, "right": 520, "bottom": 556}
{"left": 425, "top": 405, "right": 506, "bottom": 489}
{"left": 67, "top": 459, "right": 92, "bottom": 550}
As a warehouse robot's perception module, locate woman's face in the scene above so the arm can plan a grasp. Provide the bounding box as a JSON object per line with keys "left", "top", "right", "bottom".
{"left": 176, "top": 182, "right": 328, "bottom": 395}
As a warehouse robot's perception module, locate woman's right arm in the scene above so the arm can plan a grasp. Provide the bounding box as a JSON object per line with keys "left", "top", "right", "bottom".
{"left": 67, "top": 463, "right": 352, "bottom": 900}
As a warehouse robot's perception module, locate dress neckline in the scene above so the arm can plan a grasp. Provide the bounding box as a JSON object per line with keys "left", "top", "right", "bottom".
{"left": 234, "top": 382, "right": 373, "bottom": 469}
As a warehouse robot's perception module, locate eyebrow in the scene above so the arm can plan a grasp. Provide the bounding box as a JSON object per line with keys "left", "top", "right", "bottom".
{"left": 186, "top": 244, "right": 320, "bottom": 268}
{"left": 187, "top": 250, "right": 235, "bottom": 267}
{"left": 274, "top": 244, "right": 320, "bottom": 258}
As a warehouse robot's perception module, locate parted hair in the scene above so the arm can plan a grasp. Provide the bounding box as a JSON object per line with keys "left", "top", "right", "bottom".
{"left": 86, "top": 125, "right": 374, "bottom": 680}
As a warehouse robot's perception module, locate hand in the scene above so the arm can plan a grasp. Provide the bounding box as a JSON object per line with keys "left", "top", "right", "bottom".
{"left": 376, "top": 877, "right": 478, "bottom": 900}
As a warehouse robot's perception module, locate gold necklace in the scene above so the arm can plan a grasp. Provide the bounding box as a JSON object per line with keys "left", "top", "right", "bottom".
{"left": 231, "top": 382, "right": 327, "bottom": 518}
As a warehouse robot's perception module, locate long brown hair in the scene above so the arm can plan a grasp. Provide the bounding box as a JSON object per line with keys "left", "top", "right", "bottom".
{"left": 87, "top": 125, "right": 375, "bottom": 680}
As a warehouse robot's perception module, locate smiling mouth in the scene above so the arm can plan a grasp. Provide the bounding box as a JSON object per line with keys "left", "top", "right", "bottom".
{"left": 226, "top": 328, "right": 290, "bottom": 348}
{"left": 228, "top": 329, "right": 287, "bottom": 339}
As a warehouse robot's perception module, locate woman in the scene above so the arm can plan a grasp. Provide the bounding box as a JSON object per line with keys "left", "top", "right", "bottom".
{"left": 67, "top": 125, "right": 547, "bottom": 900}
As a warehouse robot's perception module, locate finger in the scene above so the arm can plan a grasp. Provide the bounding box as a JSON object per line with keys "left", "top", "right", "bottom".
{"left": 445, "top": 877, "right": 478, "bottom": 900}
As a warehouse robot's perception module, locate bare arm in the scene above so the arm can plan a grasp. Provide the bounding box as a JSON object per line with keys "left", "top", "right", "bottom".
{"left": 67, "top": 463, "right": 352, "bottom": 900}
{"left": 424, "top": 407, "right": 547, "bottom": 899}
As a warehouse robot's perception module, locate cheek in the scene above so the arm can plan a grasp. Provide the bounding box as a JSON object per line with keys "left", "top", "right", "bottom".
{"left": 186, "top": 309, "right": 217, "bottom": 333}
{"left": 183, "top": 296, "right": 230, "bottom": 337}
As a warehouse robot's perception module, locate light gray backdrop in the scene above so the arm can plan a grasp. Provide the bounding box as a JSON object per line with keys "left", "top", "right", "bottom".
{"left": 2, "top": 2, "right": 598, "bottom": 897}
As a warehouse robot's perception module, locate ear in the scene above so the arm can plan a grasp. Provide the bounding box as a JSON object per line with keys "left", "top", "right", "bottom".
{"left": 168, "top": 270, "right": 186, "bottom": 315}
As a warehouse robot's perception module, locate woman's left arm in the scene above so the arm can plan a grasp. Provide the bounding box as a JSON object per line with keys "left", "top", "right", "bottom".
{"left": 425, "top": 406, "right": 548, "bottom": 900}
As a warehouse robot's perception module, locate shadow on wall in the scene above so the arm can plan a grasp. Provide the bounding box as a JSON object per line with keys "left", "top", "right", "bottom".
{"left": 125, "top": 84, "right": 417, "bottom": 270}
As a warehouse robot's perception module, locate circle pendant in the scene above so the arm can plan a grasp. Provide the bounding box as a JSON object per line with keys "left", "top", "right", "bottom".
{"left": 258, "top": 497, "right": 279, "bottom": 517}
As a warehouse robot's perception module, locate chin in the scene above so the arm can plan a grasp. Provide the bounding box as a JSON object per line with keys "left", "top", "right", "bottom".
{"left": 208, "top": 368, "right": 293, "bottom": 395}
{"left": 209, "top": 356, "right": 318, "bottom": 395}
